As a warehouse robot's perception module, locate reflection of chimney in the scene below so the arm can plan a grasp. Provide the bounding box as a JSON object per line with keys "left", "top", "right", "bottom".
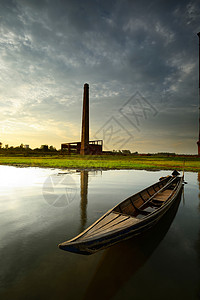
{"left": 80, "top": 170, "right": 88, "bottom": 231}
{"left": 80, "top": 83, "right": 89, "bottom": 155}
{"left": 197, "top": 33, "right": 200, "bottom": 156}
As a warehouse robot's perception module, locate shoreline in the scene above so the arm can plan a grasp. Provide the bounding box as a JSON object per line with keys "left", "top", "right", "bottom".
{"left": 0, "top": 162, "right": 163, "bottom": 172}
{"left": 0, "top": 155, "right": 199, "bottom": 172}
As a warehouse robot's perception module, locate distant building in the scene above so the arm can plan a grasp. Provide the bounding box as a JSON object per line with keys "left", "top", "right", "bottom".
{"left": 24, "top": 145, "right": 29, "bottom": 149}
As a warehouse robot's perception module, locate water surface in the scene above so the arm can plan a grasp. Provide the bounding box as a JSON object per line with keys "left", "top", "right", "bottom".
{"left": 0, "top": 166, "right": 199, "bottom": 299}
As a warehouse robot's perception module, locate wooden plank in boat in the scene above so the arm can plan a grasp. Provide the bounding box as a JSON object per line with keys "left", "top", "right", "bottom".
{"left": 82, "top": 217, "right": 140, "bottom": 240}
{"left": 84, "top": 214, "right": 129, "bottom": 238}
{"left": 84, "top": 212, "right": 120, "bottom": 235}
{"left": 152, "top": 189, "right": 173, "bottom": 201}
{"left": 85, "top": 214, "right": 130, "bottom": 237}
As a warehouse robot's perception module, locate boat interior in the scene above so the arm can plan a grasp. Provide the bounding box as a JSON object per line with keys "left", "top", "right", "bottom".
{"left": 113, "top": 176, "right": 179, "bottom": 219}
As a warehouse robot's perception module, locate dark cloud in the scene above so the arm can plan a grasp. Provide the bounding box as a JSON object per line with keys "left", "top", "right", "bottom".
{"left": 0, "top": 0, "right": 199, "bottom": 152}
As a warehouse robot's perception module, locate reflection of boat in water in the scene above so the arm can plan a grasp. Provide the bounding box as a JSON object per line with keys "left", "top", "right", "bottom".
{"left": 84, "top": 191, "right": 183, "bottom": 300}
{"left": 59, "top": 172, "right": 183, "bottom": 255}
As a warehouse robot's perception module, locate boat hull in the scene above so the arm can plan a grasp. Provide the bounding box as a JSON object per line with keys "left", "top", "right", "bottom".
{"left": 59, "top": 175, "right": 183, "bottom": 255}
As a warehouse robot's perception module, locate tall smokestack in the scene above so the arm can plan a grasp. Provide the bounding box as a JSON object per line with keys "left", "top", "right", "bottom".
{"left": 80, "top": 83, "right": 89, "bottom": 155}
{"left": 197, "top": 33, "right": 200, "bottom": 156}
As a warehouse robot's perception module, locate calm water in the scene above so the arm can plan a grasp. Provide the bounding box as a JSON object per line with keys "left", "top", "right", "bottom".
{"left": 0, "top": 166, "right": 199, "bottom": 300}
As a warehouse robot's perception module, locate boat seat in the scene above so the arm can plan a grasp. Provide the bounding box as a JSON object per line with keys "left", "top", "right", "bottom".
{"left": 168, "top": 185, "right": 176, "bottom": 190}
{"left": 142, "top": 206, "right": 157, "bottom": 213}
{"left": 151, "top": 189, "right": 172, "bottom": 203}
{"left": 149, "top": 200, "right": 163, "bottom": 207}
{"left": 137, "top": 209, "right": 150, "bottom": 216}
{"left": 151, "top": 198, "right": 165, "bottom": 203}
{"left": 135, "top": 206, "right": 157, "bottom": 219}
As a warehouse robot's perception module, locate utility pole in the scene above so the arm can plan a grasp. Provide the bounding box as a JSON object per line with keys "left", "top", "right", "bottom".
{"left": 197, "top": 32, "right": 200, "bottom": 156}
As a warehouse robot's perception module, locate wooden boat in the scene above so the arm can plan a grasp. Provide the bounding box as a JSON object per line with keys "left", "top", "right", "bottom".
{"left": 58, "top": 172, "right": 183, "bottom": 255}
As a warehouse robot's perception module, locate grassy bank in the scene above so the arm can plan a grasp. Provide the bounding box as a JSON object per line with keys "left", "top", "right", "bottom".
{"left": 0, "top": 155, "right": 200, "bottom": 172}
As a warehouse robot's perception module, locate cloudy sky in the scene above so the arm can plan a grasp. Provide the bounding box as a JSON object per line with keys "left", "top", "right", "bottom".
{"left": 0, "top": 0, "right": 200, "bottom": 153}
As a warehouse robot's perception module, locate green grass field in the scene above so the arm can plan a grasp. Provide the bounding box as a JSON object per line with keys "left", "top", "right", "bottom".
{"left": 0, "top": 155, "right": 200, "bottom": 172}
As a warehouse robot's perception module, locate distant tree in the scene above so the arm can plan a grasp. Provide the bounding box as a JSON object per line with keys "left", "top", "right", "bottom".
{"left": 122, "top": 150, "right": 131, "bottom": 154}
{"left": 0, "top": 142, "right": 2, "bottom": 148}
{"left": 40, "top": 145, "right": 48, "bottom": 151}
{"left": 132, "top": 151, "right": 138, "bottom": 155}
{"left": 20, "top": 143, "right": 24, "bottom": 148}
{"left": 49, "top": 145, "right": 56, "bottom": 151}
{"left": 5, "top": 144, "right": 8, "bottom": 149}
